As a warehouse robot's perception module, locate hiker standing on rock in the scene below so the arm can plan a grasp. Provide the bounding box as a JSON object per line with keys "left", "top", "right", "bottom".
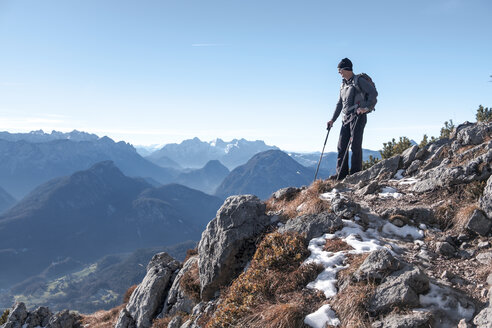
{"left": 327, "top": 58, "right": 378, "bottom": 180}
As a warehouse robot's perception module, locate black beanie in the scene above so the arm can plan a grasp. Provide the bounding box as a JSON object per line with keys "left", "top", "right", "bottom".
{"left": 338, "top": 58, "right": 353, "bottom": 71}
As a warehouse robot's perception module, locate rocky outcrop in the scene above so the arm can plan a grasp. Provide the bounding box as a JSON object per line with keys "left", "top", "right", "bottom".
{"left": 354, "top": 248, "right": 401, "bottom": 282}
{"left": 198, "top": 195, "right": 271, "bottom": 301}
{"left": 344, "top": 155, "right": 400, "bottom": 184}
{"left": 159, "top": 256, "right": 199, "bottom": 317}
{"left": 372, "top": 311, "right": 433, "bottom": 328}
{"left": 278, "top": 211, "right": 343, "bottom": 240}
{"left": 368, "top": 265, "right": 430, "bottom": 314}
{"left": 480, "top": 175, "right": 492, "bottom": 219}
{"left": 115, "top": 252, "right": 181, "bottom": 328}
{"left": 0, "top": 303, "right": 77, "bottom": 328}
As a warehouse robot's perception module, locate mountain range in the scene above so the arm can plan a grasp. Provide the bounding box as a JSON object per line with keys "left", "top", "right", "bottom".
{"left": 0, "top": 134, "right": 177, "bottom": 199}
{"left": 146, "top": 137, "right": 279, "bottom": 170}
{"left": 215, "top": 149, "right": 316, "bottom": 199}
{"left": 0, "top": 161, "right": 222, "bottom": 289}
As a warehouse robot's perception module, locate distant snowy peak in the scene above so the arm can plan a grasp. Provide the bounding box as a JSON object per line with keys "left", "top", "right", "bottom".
{"left": 148, "top": 137, "right": 278, "bottom": 170}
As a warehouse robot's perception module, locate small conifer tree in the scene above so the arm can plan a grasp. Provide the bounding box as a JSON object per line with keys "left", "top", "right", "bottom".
{"left": 476, "top": 105, "right": 491, "bottom": 122}
{"left": 439, "top": 119, "right": 454, "bottom": 139}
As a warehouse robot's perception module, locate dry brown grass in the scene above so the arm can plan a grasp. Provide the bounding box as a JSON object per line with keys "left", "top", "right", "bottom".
{"left": 434, "top": 203, "right": 457, "bottom": 231}
{"left": 237, "top": 299, "right": 309, "bottom": 328}
{"left": 179, "top": 259, "right": 201, "bottom": 302}
{"left": 336, "top": 254, "right": 369, "bottom": 288}
{"left": 266, "top": 179, "right": 334, "bottom": 219}
{"left": 123, "top": 284, "right": 138, "bottom": 304}
{"left": 80, "top": 305, "right": 124, "bottom": 328}
{"left": 205, "top": 232, "right": 325, "bottom": 328}
{"left": 324, "top": 238, "right": 354, "bottom": 253}
{"left": 329, "top": 282, "right": 375, "bottom": 328}
{"left": 184, "top": 248, "right": 198, "bottom": 262}
{"left": 152, "top": 317, "right": 171, "bottom": 328}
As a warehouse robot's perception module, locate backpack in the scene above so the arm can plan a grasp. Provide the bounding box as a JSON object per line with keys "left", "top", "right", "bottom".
{"left": 353, "top": 73, "right": 377, "bottom": 111}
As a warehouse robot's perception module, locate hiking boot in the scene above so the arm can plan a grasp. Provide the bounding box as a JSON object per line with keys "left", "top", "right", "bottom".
{"left": 328, "top": 174, "right": 338, "bottom": 180}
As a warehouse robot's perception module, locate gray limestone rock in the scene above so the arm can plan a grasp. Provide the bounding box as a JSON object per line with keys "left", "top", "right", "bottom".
{"left": 3, "top": 302, "right": 28, "bottom": 328}
{"left": 477, "top": 252, "right": 492, "bottom": 264}
{"left": 160, "top": 256, "right": 199, "bottom": 317}
{"left": 355, "top": 180, "right": 379, "bottom": 196}
{"left": 413, "top": 149, "right": 492, "bottom": 193}
{"left": 271, "top": 186, "right": 301, "bottom": 202}
{"left": 344, "top": 155, "right": 401, "bottom": 184}
{"left": 330, "top": 194, "right": 360, "bottom": 219}
{"left": 456, "top": 122, "right": 492, "bottom": 146}
{"left": 278, "top": 211, "right": 343, "bottom": 240}
{"left": 354, "top": 248, "right": 401, "bottom": 282}
{"left": 368, "top": 265, "right": 429, "bottom": 314}
{"left": 121, "top": 252, "right": 181, "bottom": 328}
{"left": 25, "top": 306, "right": 53, "bottom": 328}
{"left": 436, "top": 241, "right": 456, "bottom": 257}
{"left": 466, "top": 209, "right": 492, "bottom": 236}
{"left": 372, "top": 311, "right": 433, "bottom": 328}
{"left": 405, "top": 159, "right": 422, "bottom": 175}
{"left": 114, "top": 308, "right": 136, "bottom": 328}
{"left": 480, "top": 175, "right": 492, "bottom": 219}
{"left": 46, "top": 310, "right": 81, "bottom": 328}
{"left": 168, "top": 316, "right": 183, "bottom": 328}
{"left": 401, "top": 145, "right": 419, "bottom": 169}
{"left": 198, "top": 195, "right": 271, "bottom": 301}
{"left": 474, "top": 306, "right": 492, "bottom": 328}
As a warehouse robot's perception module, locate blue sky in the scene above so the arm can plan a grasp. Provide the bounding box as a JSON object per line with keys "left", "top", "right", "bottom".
{"left": 0, "top": 0, "right": 491, "bottom": 152}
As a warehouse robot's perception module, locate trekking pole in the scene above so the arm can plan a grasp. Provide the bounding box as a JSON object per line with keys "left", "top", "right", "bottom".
{"left": 314, "top": 126, "right": 331, "bottom": 182}
{"left": 336, "top": 114, "right": 360, "bottom": 181}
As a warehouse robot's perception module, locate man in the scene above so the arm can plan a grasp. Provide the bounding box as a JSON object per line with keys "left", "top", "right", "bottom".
{"left": 327, "top": 58, "right": 378, "bottom": 180}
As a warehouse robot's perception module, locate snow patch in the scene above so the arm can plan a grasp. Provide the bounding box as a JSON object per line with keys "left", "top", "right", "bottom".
{"left": 304, "top": 304, "right": 340, "bottom": 328}
{"left": 378, "top": 186, "right": 403, "bottom": 199}
{"left": 304, "top": 220, "right": 384, "bottom": 327}
{"left": 382, "top": 222, "right": 424, "bottom": 239}
{"left": 419, "top": 283, "right": 475, "bottom": 321}
{"left": 398, "top": 177, "right": 420, "bottom": 185}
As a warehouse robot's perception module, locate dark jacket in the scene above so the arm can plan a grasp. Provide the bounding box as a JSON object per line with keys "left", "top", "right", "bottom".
{"left": 331, "top": 74, "right": 378, "bottom": 123}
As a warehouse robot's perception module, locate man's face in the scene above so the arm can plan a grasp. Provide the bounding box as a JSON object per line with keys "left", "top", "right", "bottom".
{"left": 338, "top": 68, "right": 352, "bottom": 80}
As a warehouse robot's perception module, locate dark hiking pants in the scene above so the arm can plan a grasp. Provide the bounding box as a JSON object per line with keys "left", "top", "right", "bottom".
{"left": 336, "top": 114, "right": 367, "bottom": 179}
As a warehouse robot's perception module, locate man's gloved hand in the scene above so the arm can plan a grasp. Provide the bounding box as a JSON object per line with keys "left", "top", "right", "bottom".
{"left": 356, "top": 107, "right": 369, "bottom": 115}
{"left": 327, "top": 120, "right": 334, "bottom": 129}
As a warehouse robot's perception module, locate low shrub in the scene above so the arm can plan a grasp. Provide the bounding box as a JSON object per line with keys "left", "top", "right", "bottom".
{"left": 123, "top": 284, "right": 137, "bottom": 304}
{"left": 0, "top": 309, "right": 9, "bottom": 325}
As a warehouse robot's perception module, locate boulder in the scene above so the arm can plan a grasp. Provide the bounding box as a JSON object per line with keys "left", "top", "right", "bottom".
{"left": 3, "top": 302, "right": 28, "bottom": 328}
{"left": 368, "top": 265, "right": 429, "bottom": 314}
{"left": 271, "top": 186, "right": 301, "bottom": 202}
{"left": 114, "top": 308, "right": 136, "bottom": 328}
{"left": 405, "top": 159, "right": 422, "bottom": 175}
{"left": 119, "top": 252, "right": 181, "bottom": 328}
{"left": 480, "top": 175, "right": 492, "bottom": 219}
{"left": 401, "top": 145, "right": 419, "bottom": 169}
{"left": 46, "top": 310, "right": 81, "bottom": 328}
{"left": 160, "top": 256, "right": 199, "bottom": 317}
{"left": 198, "top": 195, "right": 271, "bottom": 301}
{"left": 354, "top": 248, "right": 401, "bottom": 282}
{"left": 344, "top": 155, "right": 400, "bottom": 185}
{"left": 379, "top": 207, "right": 434, "bottom": 226}
{"left": 372, "top": 311, "right": 433, "bottom": 328}
{"left": 455, "top": 122, "right": 491, "bottom": 146}
{"left": 25, "top": 306, "right": 53, "bottom": 328}
{"left": 465, "top": 209, "right": 492, "bottom": 236}
{"left": 355, "top": 180, "right": 379, "bottom": 196}
{"left": 278, "top": 211, "right": 343, "bottom": 240}
{"left": 474, "top": 306, "right": 492, "bottom": 328}
{"left": 330, "top": 194, "right": 360, "bottom": 219}
{"left": 436, "top": 241, "right": 456, "bottom": 257}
